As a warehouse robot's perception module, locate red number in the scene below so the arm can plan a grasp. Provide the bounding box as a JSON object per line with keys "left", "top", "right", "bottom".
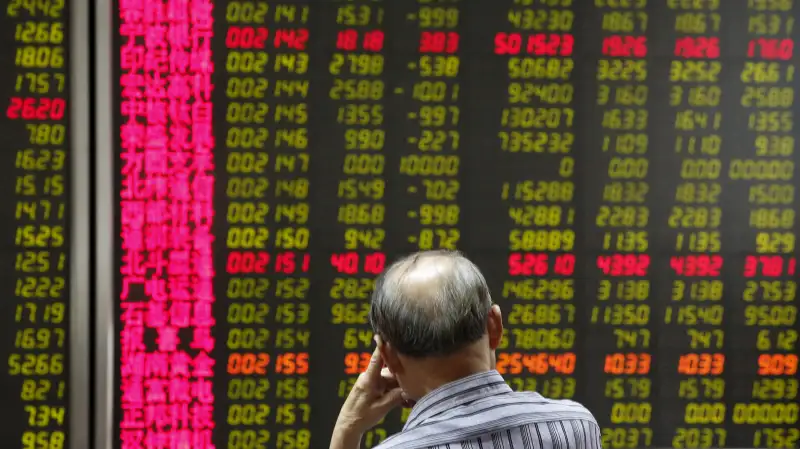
{"left": 225, "top": 26, "right": 269, "bottom": 49}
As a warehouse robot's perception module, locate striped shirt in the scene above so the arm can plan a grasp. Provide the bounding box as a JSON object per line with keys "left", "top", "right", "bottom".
{"left": 375, "top": 370, "right": 602, "bottom": 449}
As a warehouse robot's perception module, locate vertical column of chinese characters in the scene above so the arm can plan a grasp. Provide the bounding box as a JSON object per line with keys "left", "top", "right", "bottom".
{"left": 117, "top": 1, "right": 216, "bottom": 448}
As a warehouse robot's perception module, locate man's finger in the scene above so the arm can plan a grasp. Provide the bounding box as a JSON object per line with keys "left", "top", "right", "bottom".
{"left": 365, "top": 345, "right": 384, "bottom": 379}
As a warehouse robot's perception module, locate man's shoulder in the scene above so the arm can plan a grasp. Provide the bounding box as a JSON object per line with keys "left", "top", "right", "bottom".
{"left": 375, "top": 393, "right": 598, "bottom": 449}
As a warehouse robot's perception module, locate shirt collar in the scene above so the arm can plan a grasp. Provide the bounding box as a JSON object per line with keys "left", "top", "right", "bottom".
{"left": 402, "top": 370, "right": 512, "bottom": 431}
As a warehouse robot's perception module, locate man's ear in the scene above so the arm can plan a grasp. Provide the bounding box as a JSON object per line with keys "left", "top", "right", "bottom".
{"left": 487, "top": 304, "right": 503, "bottom": 350}
{"left": 376, "top": 336, "right": 403, "bottom": 374}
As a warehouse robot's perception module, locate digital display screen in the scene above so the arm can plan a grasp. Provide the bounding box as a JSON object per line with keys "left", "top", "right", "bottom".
{"left": 1, "top": 0, "right": 72, "bottom": 448}
{"left": 112, "top": 1, "right": 798, "bottom": 448}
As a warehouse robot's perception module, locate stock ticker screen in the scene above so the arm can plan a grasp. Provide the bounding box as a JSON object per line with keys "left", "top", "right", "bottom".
{"left": 112, "top": 1, "right": 799, "bottom": 449}
{"left": 1, "top": 0, "right": 71, "bottom": 448}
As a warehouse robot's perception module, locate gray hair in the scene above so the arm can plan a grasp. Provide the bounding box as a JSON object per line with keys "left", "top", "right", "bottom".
{"left": 369, "top": 250, "right": 492, "bottom": 358}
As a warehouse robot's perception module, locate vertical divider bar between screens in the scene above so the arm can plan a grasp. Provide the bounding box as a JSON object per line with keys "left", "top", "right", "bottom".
{"left": 70, "top": 0, "right": 91, "bottom": 446}
{"left": 93, "top": 0, "right": 114, "bottom": 446}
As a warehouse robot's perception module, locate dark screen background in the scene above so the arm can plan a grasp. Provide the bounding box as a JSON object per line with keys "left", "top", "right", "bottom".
{"left": 112, "top": 1, "right": 799, "bottom": 449}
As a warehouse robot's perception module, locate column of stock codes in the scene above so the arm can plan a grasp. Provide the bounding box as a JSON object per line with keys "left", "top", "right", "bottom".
{"left": 0, "top": 0, "right": 71, "bottom": 448}
{"left": 110, "top": 1, "right": 799, "bottom": 449}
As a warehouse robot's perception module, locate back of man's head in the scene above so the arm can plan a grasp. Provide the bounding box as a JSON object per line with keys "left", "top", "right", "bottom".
{"left": 369, "top": 250, "right": 492, "bottom": 358}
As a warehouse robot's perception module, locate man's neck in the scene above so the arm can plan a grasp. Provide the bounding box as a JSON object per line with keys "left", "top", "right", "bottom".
{"left": 407, "top": 350, "right": 492, "bottom": 399}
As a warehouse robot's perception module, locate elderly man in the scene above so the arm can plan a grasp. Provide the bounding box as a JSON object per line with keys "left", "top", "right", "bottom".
{"left": 331, "top": 250, "right": 602, "bottom": 449}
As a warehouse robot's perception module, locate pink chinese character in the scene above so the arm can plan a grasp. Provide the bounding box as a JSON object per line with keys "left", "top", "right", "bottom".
{"left": 119, "top": 200, "right": 145, "bottom": 230}
{"left": 120, "top": 429, "right": 145, "bottom": 449}
{"left": 145, "top": 224, "right": 169, "bottom": 250}
{"left": 192, "top": 352, "right": 214, "bottom": 378}
{"left": 145, "top": 378, "right": 168, "bottom": 403}
{"left": 167, "top": 76, "right": 191, "bottom": 101}
{"left": 145, "top": 24, "right": 167, "bottom": 49}
{"left": 145, "top": 301, "right": 168, "bottom": 328}
{"left": 171, "top": 430, "right": 192, "bottom": 449}
{"left": 168, "top": 250, "right": 191, "bottom": 276}
{"left": 121, "top": 229, "right": 143, "bottom": 251}
{"left": 168, "top": 23, "right": 190, "bottom": 48}
{"left": 192, "top": 153, "right": 214, "bottom": 172}
{"left": 121, "top": 404, "right": 145, "bottom": 429}
{"left": 192, "top": 378, "right": 214, "bottom": 404}
{"left": 143, "top": 1, "right": 166, "bottom": 24}
{"left": 120, "top": 324, "right": 146, "bottom": 353}
{"left": 145, "top": 277, "right": 168, "bottom": 302}
{"left": 146, "top": 101, "right": 168, "bottom": 125}
{"left": 193, "top": 254, "right": 214, "bottom": 278}
{"left": 169, "top": 174, "right": 192, "bottom": 202}
{"left": 121, "top": 251, "right": 146, "bottom": 276}
{"left": 121, "top": 153, "right": 144, "bottom": 181}
{"left": 121, "top": 99, "right": 146, "bottom": 121}
{"left": 119, "top": 23, "right": 144, "bottom": 40}
{"left": 121, "top": 351, "right": 146, "bottom": 378}
{"left": 169, "top": 125, "right": 191, "bottom": 150}
{"left": 168, "top": 150, "right": 190, "bottom": 169}
{"left": 192, "top": 226, "right": 213, "bottom": 251}
{"left": 167, "top": 0, "right": 190, "bottom": 22}
{"left": 169, "top": 403, "right": 191, "bottom": 429}
{"left": 192, "top": 73, "right": 213, "bottom": 101}
{"left": 121, "top": 44, "right": 145, "bottom": 72}
{"left": 168, "top": 377, "right": 192, "bottom": 403}
{"left": 190, "top": 404, "right": 215, "bottom": 429}
{"left": 120, "top": 173, "right": 151, "bottom": 200}
{"left": 168, "top": 277, "right": 191, "bottom": 301}
{"left": 121, "top": 376, "right": 144, "bottom": 405}
{"left": 170, "top": 202, "right": 191, "bottom": 226}
{"left": 189, "top": 46, "right": 213, "bottom": 73}
{"left": 145, "top": 352, "right": 170, "bottom": 377}
{"left": 192, "top": 430, "right": 214, "bottom": 449}
{"left": 144, "top": 48, "right": 169, "bottom": 73}
{"left": 149, "top": 175, "right": 171, "bottom": 199}
{"left": 144, "top": 404, "right": 169, "bottom": 429}
{"left": 193, "top": 277, "right": 213, "bottom": 302}
{"left": 190, "top": 203, "right": 214, "bottom": 227}
{"left": 191, "top": 174, "right": 214, "bottom": 201}
{"left": 170, "top": 226, "right": 193, "bottom": 250}
{"left": 143, "top": 431, "right": 170, "bottom": 449}
{"left": 156, "top": 326, "right": 180, "bottom": 352}
{"left": 189, "top": 326, "right": 214, "bottom": 352}
{"left": 120, "top": 275, "right": 145, "bottom": 301}
{"left": 169, "top": 49, "right": 191, "bottom": 74}
{"left": 170, "top": 351, "right": 191, "bottom": 376}
{"left": 145, "top": 74, "right": 168, "bottom": 98}
{"left": 120, "top": 73, "right": 145, "bottom": 99}
{"left": 145, "top": 125, "right": 169, "bottom": 152}
{"left": 145, "top": 250, "right": 169, "bottom": 276}
{"left": 120, "top": 302, "right": 145, "bottom": 325}
{"left": 189, "top": 0, "right": 214, "bottom": 31}
{"left": 120, "top": 120, "right": 146, "bottom": 151}
{"left": 146, "top": 201, "right": 170, "bottom": 223}
{"left": 169, "top": 300, "right": 191, "bottom": 328}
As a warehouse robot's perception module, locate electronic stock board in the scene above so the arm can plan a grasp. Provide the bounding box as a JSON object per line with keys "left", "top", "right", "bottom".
{"left": 107, "top": 1, "right": 799, "bottom": 448}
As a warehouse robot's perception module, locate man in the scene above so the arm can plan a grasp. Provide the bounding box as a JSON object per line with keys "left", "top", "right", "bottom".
{"left": 331, "top": 250, "right": 602, "bottom": 449}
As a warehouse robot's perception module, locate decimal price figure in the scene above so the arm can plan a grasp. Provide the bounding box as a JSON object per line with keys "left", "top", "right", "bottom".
{"left": 731, "top": 4, "right": 799, "bottom": 449}
{"left": 662, "top": 2, "right": 728, "bottom": 448}
{"left": 589, "top": 2, "right": 653, "bottom": 448}
{"left": 328, "top": 1, "right": 390, "bottom": 446}
{"left": 6, "top": 1, "right": 71, "bottom": 448}
{"left": 115, "top": 0, "right": 217, "bottom": 448}
{"left": 219, "top": 2, "right": 314, "bottom": 449}
{"left": 495, "top": 0, "right": 580, "bottom": 421}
